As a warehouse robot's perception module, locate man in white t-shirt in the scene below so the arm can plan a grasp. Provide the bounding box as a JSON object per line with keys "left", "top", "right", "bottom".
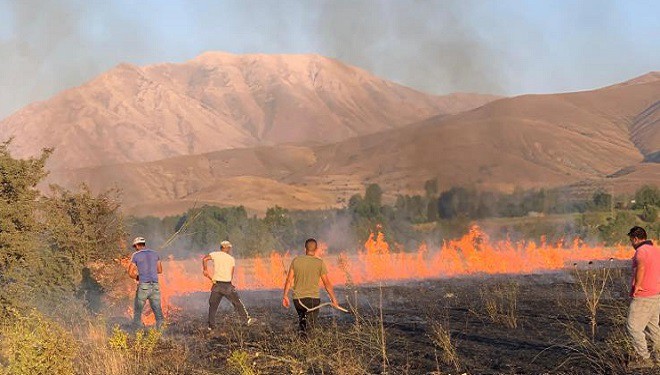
{"left": 202, "top": 240, "right": 252, "bottom": 331}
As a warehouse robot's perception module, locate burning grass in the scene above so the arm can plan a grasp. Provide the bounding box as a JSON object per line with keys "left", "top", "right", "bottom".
{"left": 2, "top": 225, "right": 644, "bottom": 374}
{"left": 119, "top": 225, "right": 632, "bottom": 326}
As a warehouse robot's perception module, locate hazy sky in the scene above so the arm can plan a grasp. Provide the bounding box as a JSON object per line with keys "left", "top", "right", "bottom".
{"left": 0, "top": 0, "right": 659, "bottom": 119}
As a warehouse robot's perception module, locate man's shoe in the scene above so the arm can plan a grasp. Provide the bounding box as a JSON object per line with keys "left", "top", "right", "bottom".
{"left": 628, "top": 357, "right": 654, "bottom": 369}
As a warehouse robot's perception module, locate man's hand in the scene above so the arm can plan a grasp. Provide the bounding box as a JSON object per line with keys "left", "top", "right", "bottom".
{"left": 202, "top": 254, "right": 213, "bottom": 281}
{"left": 633, "top": 286, "right": 647, "bottom": 297}
{"left": 128, "top": 263, "right": 139, "bottom": 280}
{"left": 282, "top": 296, "right": 290, "bottom": 308}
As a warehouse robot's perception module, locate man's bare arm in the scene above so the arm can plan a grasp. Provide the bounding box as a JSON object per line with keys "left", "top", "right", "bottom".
{"left": 202, "top": 254, "right": 212, "bottom": 280}
{"left": 128, "top": 263, "right": 139, "bottom": 280}
{"left": 282, "top": 267, "right": 294, "bottom": 308}
{"left": 157, "top": 260, "right": 163, "bottom": 274}
{"left": 321, "top": 274, "right": 339, "bottom": 306}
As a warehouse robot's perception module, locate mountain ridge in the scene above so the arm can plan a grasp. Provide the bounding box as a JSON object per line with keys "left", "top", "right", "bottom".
{"left": 46, "top": 71, "right": 660, "bottom": 215}
{"left": 0, "top": 52, "right": 499, "bottom": 170}
{"left": 1, "top": 53, "right": 657, "bottom": 215}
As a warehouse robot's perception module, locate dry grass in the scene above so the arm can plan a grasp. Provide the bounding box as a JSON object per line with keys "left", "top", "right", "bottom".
{"left": 74, "top": 324, "right": 192, "bottom": 375}
{"left": 558, "top": 320, "right": 631, "bottom": 374}
{"left": 551, "top": 262, "right": 633, "bottom": 373}
{"left": 572, "top": 262, "right": 612, "bottom": 340}
{"left": 480, "top": 281, "right": 520, "bottom": 329}
{"left": 244, "top": 320, "right": 382, "bottom": 374}
{"left": 428, "top": 321, "right": 460, "bottom": 372}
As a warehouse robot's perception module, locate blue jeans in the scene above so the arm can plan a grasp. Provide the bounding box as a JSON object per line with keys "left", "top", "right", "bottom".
{"left": 133, "top": 283, "right": 164, "bottom": 328}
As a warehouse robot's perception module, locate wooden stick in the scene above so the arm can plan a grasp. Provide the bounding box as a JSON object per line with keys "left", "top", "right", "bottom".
{"left": 298, "top": 300, "right": 349, "bottom": 313}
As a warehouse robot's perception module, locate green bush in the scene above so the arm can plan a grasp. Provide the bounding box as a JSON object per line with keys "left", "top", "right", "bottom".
{"left": 598, "top": 211, "right": 639, "bottom": 245}
{"left": 633, "top": 185, "right": 660, "bottom": 209}
{"left": 133, "top": 328, "right": 162, "bottom": 355}
{"left": 108, "top": 325, "right": 129, "bottom": 351}
{"left": 641, "top": 205, "right": 658, "bottom": 223}
{"left": 228, "top": 350, "right": 259, "bottom": 375}
{"left": 0, "top": 310, "right": 76, "bottom": 375}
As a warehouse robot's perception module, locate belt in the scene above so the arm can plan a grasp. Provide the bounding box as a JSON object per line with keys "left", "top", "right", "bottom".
{"left": 139, "top": 281, "right": 158, "bottom": 284}
{"left": 213, "top": 280, "right": 231, "bottom": 284}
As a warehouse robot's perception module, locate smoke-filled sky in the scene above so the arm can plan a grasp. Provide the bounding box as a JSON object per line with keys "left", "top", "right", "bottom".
{"left": 0, "top": 0, "right": 659, "bottom": 119}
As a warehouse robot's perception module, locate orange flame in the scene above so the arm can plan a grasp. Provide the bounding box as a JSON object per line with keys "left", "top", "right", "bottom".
{"left": 121, "top": 226, "right": 633, "bottom": 325}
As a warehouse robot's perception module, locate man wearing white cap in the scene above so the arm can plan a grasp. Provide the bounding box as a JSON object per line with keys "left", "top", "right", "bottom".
{"left": 202, "top": 240, "right": 252, "bottom": 331}
{"left": 127, "top": 237, "right": 164, "bottom": 329}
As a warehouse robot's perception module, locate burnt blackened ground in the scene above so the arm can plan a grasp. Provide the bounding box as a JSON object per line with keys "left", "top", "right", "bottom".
{"left": 124, "top": 264, "right": 660, "bottom": 374}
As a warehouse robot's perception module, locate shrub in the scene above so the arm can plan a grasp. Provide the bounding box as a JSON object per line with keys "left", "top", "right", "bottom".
{"left": 133, "top": 328, "right": 162, "bottom": 355}
{"left": 0, "top": 309, "right": 76, "bottom": 375}
{"left": 641, "top": 205, "right": 658, "bottom": 223}
{"left": 228, "top": 350, "right": 259, "bottom": 375}
{"left": 633, "top": 185, "right": 659, "bottom": 209}
{"left": 108, "top": 325, "right": 129, "bottom": 351}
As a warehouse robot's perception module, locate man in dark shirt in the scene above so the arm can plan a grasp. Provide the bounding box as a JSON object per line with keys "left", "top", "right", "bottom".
{"left": 127, "top": 237, "right": 164, "bottom": 329}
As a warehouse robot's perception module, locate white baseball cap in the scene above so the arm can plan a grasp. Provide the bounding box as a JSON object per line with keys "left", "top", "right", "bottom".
{"left": 132, "top": 237, "right": 146, "bottom": 247}
{"left": 220, "top": 240, "right": 232, "bottom": 248}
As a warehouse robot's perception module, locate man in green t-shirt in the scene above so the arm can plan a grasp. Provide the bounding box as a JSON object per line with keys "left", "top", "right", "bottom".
{"left": 282, "top": 238, "right": 339, "bottom": 335}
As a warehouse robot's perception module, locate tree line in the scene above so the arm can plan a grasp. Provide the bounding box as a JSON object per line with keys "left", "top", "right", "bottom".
{"left": 129, "top": 180, "right": 660, "bottom": 257}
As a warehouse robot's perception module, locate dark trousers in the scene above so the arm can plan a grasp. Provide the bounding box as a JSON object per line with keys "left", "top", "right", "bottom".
{"left": 208, "top": 281, "right": 250, "bottom": 329}
{"left": 293, "top": 298, "right": 320, "bottom": 334}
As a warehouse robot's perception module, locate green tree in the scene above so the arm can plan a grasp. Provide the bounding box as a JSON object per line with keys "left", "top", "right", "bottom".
{"left": 347, "top": 184, "right": 387, "bottom": 242}
{"left": 0, "top": 143, "right": 51, "bottom": 311}
{"left": 38, "top": 185, "right": 124, "bottom": 305}
{"left": 424, "top": 179, "right": 439, "bottom": 198}
{"left": 641, "top": 205, "right": 658, "bottom": 223}
{"left": 633, "top": 185, "right": 660, "bottom": 209}
{"left": 363, "top": 183, "right": 383, "bottom": 216}
{"left": 437, "top": 187, "right": 475, "bottom": 219}
{"left": 42, "top": 185, "right": 124, "bottom": 265}
{"left": 240, "top": 217, "right": 277, "bottom": 257}
{"left": 264, "top": 206, "right": 294, "bottom": 248}
{"left": 598, "top": 211, "right": 639, "bottom": 245}
{"left": 591, "top": 189, "right": 613, "bottom": 212}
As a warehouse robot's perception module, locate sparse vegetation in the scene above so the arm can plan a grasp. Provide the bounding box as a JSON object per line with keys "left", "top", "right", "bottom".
{"left": 429, "top": 321, "right": 460, "bottom": 371}
{"left": 480, "top": 281, "right": 520, "bottom": 329}
{"left": 562, "top": 321, "right": 630, "bottom": 374}
{"left": 228, "top": 350, "right": 259, "bottom": 375}
{"left": 0, "top": 309, "right": 77, "bottom": 375}
{"left": 108, "top": 325, "right": 129, "bottom": 351}
{"left": 572, "top": 263, "right": 612, "bottom": 341}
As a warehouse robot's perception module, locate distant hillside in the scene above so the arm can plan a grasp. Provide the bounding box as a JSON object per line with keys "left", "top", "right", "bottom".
{"left": 46, "top": 71, "right": 660, "bottom": 215}
{"left": 0, "top": 52, "right": 498, "bottom": 170}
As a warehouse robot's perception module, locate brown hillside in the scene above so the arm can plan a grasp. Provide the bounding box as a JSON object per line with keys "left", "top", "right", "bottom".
{"left": 46, "top": 72, "right": 660, "bottom": 215}
{"left": 304, "top": 74, "right": 660, "bottom": 192}
{"left": 0, "top": 52, "right": 498, "bottom": 170}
